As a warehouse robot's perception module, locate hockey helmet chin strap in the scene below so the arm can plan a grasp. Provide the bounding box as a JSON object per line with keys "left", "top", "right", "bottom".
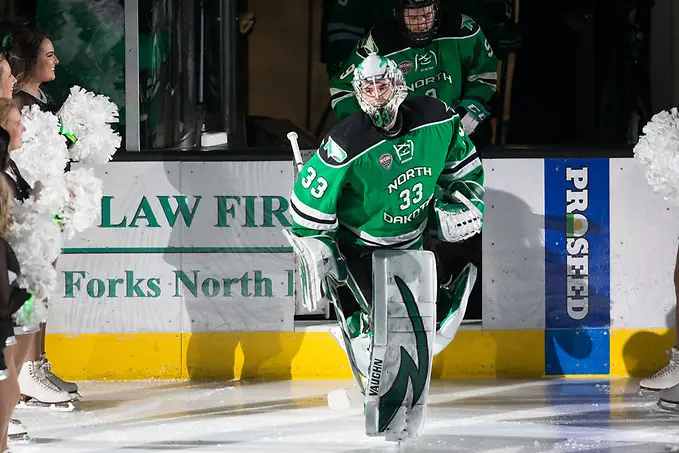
{"left": 352, "top": 53, "right": 407, "bottom": 129}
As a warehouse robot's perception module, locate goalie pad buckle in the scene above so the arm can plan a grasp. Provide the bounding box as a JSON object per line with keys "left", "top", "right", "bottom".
{"left": 365, "top": 250, "right": 436, "bottom": 441}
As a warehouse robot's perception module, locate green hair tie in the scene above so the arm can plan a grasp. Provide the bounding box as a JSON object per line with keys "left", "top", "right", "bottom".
{"left": 1, "top": 35, "right": 8, "bottom": 55}
{"left": 59, "top": 123, "right": 78, "bottom": 144}
{"left": 22, "top": 293, "right": 35, "bottom": 317}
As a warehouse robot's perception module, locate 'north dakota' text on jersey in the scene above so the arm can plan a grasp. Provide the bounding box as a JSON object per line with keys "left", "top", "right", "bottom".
{"left": 386, "top": 167, "right": 433, "bottom": 194}
{"left": 289, "top": 96, "right": 484, "bottom": 249}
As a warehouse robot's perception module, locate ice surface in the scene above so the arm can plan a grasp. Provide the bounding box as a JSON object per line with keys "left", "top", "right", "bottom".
{"left": 8, "top": 378, "right": 679, "bottom": 452}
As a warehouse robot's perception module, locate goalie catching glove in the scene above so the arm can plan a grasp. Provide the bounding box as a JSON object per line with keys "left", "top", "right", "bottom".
{"left": 282, "top": 230, "right": 348, "bottom": 311}
{"left": 434, "top": 180, "right": 484, "bottom": 243}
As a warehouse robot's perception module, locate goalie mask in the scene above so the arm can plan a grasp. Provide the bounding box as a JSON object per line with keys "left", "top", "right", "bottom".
{"left": 398, "top": 0, "right": 440, "bottom": 47}
{"left": 352, "top": 53, "right": 407, "bottom": 129}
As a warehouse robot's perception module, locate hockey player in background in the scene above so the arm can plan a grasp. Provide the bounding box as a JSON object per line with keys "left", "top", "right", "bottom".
{"left": 286, "top": 53, "right": 484, "bottom": 371}
{"left": 329, "top": 0, "right": 498, "bottom": 139}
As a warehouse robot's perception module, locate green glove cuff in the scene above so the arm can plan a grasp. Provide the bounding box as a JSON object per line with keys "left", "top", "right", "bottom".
{"left": 457, "top": 99, "right": 490, "bottom": 123}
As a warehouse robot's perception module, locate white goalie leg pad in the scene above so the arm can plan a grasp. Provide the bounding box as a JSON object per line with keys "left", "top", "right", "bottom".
{"left": 365, "top": 250, "right": 436, "bottom": 442}
{"left": 282, "top": 230, "right": 347, "bottom": 311}
{"left": 434, "top": 263, "right": 477, "bottom": 356}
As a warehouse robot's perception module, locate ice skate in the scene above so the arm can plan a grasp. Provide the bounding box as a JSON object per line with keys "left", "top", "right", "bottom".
{"left": 39, "top": 355, "right": 80, "bottom": 400}
{"left": 656, "top": 379, "right": 679, "bottom": 411}
{"left": 638, "top": 346, "right": 679, "bottom": 396}
{"left": 17, "top": 360, "right": 75, "bottom": 411}
{"left": 8, "top": 419, "right": 29, "bottom": 442}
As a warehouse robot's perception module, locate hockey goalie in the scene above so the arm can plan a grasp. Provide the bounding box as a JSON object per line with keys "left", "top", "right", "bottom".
{"left": 284, "top": 53, "right": 485, "bottom": 441}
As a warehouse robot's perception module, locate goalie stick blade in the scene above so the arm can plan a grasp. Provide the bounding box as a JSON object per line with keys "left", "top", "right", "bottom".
{"left": 326, "top": 289, "right": 367, "bottom": 397}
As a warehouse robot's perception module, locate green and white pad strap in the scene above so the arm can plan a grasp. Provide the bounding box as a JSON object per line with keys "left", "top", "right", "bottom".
{"left": 366, "top": 250, "right": 437, "bottom": 442}
{"left": 282, "top": 230, "right": 347, "bottom": 311}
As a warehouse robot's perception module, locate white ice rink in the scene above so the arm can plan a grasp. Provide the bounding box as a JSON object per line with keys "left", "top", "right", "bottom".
{"left": 8, "top": 378, "right": 679, "bottom": 453}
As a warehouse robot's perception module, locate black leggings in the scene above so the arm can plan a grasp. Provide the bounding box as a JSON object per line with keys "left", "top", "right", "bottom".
{"left": 335, "top": 235, "right": 448, "bottom": 319}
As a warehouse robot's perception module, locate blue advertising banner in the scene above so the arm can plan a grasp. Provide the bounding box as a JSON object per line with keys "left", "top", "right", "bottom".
{"left": 544, "top": 159, "right": 611, "bottom": 375}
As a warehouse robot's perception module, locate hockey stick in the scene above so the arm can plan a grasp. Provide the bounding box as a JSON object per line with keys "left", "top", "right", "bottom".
{"left": 287, "top": 129, "right": 371, "bottom": 407}
{"left": 501, "top": 0, "right": 519, "bottom": 144}
{"left": 287, "top": 129, "right": 371, "bottom": 315}
{"left": 287, "top": 131, "right": 305, "bottom": 173}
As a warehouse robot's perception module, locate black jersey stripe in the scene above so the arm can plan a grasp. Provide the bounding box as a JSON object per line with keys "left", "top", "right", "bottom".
{"left": 442, "top": 151, "right": 479, "bottom": 175}
{"left": 291, "top": 199, "right": 336, "bottom": 225}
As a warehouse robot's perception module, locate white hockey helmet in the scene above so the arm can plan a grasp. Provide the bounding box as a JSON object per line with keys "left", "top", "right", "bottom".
{"left": 352, "top": 53, "right": 407, "bottom": 129}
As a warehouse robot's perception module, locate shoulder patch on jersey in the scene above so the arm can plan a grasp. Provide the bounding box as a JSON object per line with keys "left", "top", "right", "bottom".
{"left": 460, "top": 14, "right": 476, "bottom": 32}
{"left": 321, "top": 136, "right": 348, "bottom": 163}
{"left": 437, "top": 10, "right": 480, "bottom": 38}
{"left": 320, "top": 113, "right": 385, "bottom": 167}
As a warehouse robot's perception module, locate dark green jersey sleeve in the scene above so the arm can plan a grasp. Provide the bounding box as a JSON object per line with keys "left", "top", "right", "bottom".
{"left": 438, "top": 113, "right": 485, "bottom": 213}
{"left": 289, "top": 135, "right": 352, "bottom": 238}
{"left": 455, "top": 17, "right": 498, "bottom": 113}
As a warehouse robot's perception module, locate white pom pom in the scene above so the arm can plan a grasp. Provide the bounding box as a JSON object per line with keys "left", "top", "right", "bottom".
{"left": 58, "top": 86, "right": 121, "bottom": 164}
{"left": 12, "top": 105, "right": 69, "bottom": 187}
{"left": 33, "top": 176, "right": 70, "bottom": 217}
{"left": 61, "top": 168, "right": 103, "bottom": 239}
{"left": 634, "top": 108, "right": 679, "bottom": 205}
{"left": 7, "top": 199, "right": 62, "bottom": 299}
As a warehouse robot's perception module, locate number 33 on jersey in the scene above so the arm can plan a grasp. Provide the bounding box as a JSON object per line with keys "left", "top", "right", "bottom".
{"left": 290, "top": 96, "right": 484, "bottom": 249}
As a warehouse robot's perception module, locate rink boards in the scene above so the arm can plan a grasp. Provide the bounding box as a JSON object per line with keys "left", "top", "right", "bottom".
{"left": 44, "top": 157, "right": 679, "bottom": 380}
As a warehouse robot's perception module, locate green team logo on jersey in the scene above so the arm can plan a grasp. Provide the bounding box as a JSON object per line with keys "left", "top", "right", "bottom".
{"left": 378, "top": 275, "right": 430, "bottom": 432}
{"left": 393, "top": 140, "right": 414, "bottom": 164}
{"left": 415, "top": 51, "right": 437, "bottom": 72}
{"left": 323, "top": 137, "right": 348, "bottom": 163}
{"left": 460, "top": 15, "right": 475, "bottom": 31}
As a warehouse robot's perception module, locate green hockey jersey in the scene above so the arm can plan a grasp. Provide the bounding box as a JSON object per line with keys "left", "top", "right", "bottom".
{"left": 290, "top": 96, "right": 484, "bottom": 249}
{"left": 323, "top": 0, "right": 515, "bottom": 80}
{"left": 329, "top": 10, "right": 498, "bottom": 123}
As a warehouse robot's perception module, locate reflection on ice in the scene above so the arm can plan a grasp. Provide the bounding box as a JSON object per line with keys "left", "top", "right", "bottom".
{"left": 9, "top": 378, "right": 679, "bottom": 453}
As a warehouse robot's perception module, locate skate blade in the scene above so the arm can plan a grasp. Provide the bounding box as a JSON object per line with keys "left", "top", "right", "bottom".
{"left": 638, "top": 386, "right": 661, "bottom": 397}
{"left": 655, "top": 399, "right": 679, "bottom": 412}
{"left": 8, "top": 434, "right": 30, "bottom": 443}
{"left": 16, "top": 399, "right": 76, "bottom": 412}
